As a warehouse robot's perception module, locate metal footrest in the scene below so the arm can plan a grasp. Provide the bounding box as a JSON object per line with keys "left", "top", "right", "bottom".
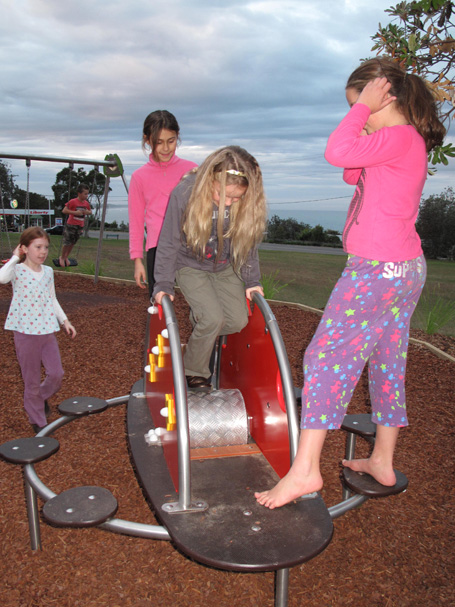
{"left": 341, "top": 468, "right": 408, "bottom": 497}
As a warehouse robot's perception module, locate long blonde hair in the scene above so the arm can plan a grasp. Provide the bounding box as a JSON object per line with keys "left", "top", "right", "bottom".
{"left": 182, "top": 146, "right": 267, "bottom": 271}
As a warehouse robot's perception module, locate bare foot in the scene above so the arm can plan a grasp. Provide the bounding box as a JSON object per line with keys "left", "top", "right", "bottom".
{"left": 255, "top": 469, "right": 323, "bottom": 509}
{"left": 58, "top": 257, "right": 66, "bottom": 268}
{"left": 342, "top": 457, "right": 397, "bottom": 486}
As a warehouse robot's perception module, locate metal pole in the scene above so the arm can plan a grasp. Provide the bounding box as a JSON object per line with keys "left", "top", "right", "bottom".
{"left": 120, "top": 173, "right": 129, "bottom": 194}
{"left": 24, "top": 477, "right": 42, "bottom": 551}
{"left": 161, "top": 296, "right": 192, "bottom": 509}
{"left": 342, "top": 433, "right": 357, "bottom": 500}
{"left": 252, "top": 293, "right": 300, "bottom": 463}
{"left": 0, "top": 152, "right": 118, "bottom": 169}
{"left": 94, "top": 176, "right": 110, "bottom": 284}
{"left": 275, "top": 568, "right": 289, "bottom": 607}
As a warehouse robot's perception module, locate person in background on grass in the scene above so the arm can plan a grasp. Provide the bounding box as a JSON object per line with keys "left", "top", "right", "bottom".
{"left": 59, "top": 183, "right": 92, "bottom": 267}
{"left": 255, "top": 57, "right": 446, "bottom": 509}
{"left": 0, "top": 227, "right": 76, "bottom": 433}
{"left": 128, "top": 110, "right": 197, "bottom": 298}
{"left": 153, "top": 146, "right": 267, "bottom": 392}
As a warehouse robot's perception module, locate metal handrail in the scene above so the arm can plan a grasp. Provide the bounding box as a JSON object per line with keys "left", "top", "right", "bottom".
{"left": 161, "top": 295, "right": 193, "bottom": 510}
{"left": 251, "top": 292, "right": 300, "bottom": 463}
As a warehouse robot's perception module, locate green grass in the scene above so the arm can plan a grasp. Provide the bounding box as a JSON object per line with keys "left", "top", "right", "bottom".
{"left": 3, "top": 234, "right": 455, "bottom": 336}
{"left": 259, "top": 250, "right": 455, "bottom": 336}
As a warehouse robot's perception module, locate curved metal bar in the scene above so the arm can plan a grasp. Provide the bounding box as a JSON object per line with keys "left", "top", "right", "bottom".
{"left": 161, "top": 295, "right": 192, "bottom": 510}
{"left": 107, "top": 395, "right": 130, "bottom": 406}
{"left": 251, "top": 293, "right": 300, "bottom": 463}
{"left": 100, "top": 519, "right": 170, "bottom": 541}
{"left": 328, "top": 494, "right": 368, "bottom": 519}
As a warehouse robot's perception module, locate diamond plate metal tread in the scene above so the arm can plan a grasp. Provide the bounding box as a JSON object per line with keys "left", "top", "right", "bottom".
{"left": 188, "top": 389, "right": 248, "bottom": 448}
{"left": 128, "top": 380, "right": 333, "bottom": 572}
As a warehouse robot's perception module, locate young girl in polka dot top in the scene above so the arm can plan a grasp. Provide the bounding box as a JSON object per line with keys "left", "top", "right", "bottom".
{"left": 0, "top": 227, "right": 76, "bottom": 432}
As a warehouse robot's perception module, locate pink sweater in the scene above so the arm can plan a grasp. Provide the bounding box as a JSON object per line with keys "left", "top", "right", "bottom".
{"left": 325, "top": 103, "right": 427, "bottom": 261}
{"left": 128, "top": 154, "right": 197, "bottom": 259}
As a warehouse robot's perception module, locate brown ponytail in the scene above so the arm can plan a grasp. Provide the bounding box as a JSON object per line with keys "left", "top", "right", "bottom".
{"left": 346, "top": 58, "right": 446, "bottom": 152}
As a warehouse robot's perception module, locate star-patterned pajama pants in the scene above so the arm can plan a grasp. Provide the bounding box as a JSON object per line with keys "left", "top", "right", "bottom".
{"left": 301, "top": 254, "right": 426, "bottom": 430}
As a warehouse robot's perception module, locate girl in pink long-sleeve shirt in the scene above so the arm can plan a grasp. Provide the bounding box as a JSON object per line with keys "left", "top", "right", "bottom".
{"left": 128, "top": 110, "right": 197, "bottom": 296}
{"left": 255, "top": 58, "right": 446, "bottom": 510}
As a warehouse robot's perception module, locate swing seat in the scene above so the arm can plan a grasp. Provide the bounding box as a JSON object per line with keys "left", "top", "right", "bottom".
{"left": 52, "top": 258, "right": 78, "bottom": 268}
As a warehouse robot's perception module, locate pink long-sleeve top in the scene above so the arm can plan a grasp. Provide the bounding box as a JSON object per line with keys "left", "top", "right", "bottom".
{"left": 325, "top": 103, "right": 427, "bottom": 261}
{"left": 128, "top": 154, "right": 197, "bottom": 260}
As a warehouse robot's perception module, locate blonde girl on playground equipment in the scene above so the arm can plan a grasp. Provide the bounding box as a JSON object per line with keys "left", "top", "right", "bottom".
{"left": 152, "top": 145, "right": 267, "bottom": 392}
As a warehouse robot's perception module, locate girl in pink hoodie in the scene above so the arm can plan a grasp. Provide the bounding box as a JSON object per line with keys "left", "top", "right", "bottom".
{"left": 255, "top": 58, "right": 446, "bottom": 509}
{"left": 128, "top": 110, "right": 197, "bottom": 297}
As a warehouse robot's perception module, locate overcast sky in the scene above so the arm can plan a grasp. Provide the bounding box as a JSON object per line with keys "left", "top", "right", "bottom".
{"left": 1, "top": 0, "right": 453, "bottom": 224}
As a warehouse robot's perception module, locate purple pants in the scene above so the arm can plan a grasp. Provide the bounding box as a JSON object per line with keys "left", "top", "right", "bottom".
{"left": 14, "top": 332, "right": 64, "bottom": 427}
{"left": 301, "top": 255, "right": 426, "bottom": 430}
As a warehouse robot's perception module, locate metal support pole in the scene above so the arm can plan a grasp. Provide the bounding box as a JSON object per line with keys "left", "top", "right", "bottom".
{"left": 24, "top": 476, "right": 42, "bottom": 551}
{"left": 161, "top": 296, "right": 192, "bottom": 510}
{"left": 342, "top": 433, "right": 356, "bottom": 501}
{"left": 94, "top": 176, "right": 110, "bottom": 284}
{"left": 275, "top": 568, "right": 289, "bottom": 607}
{"left": 120, "top": 173, "right": 129, "bottom": 194}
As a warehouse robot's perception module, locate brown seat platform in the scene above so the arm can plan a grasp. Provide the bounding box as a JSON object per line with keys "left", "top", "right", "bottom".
{"left": 127, "top": 382, "right": 334, "bottom": 573}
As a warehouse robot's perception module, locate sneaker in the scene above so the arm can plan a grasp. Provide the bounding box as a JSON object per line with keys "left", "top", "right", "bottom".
{"left": 186, "top": 375, "right": 212, "bottom": 393}
{"left": 31, "top": 424, "right": 45, "bottom": 434}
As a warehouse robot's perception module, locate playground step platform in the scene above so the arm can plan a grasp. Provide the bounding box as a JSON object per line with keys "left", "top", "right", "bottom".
{"left": 42, "top": 485, "right": 118, "bottom": 527}
{"left": 128, "top": 382, "right": 334, "bottom": 572}
{"left": 341, "top": 467, "right": 408, "bottom": 497}
{"left": 0, "top": 436, "right": 60, "bottom": 465}
{"left": 341, "top": 414, "right": 376, "bottom": 438}
{"left": 58, "top": 396, "right": 108, "bottom": 417}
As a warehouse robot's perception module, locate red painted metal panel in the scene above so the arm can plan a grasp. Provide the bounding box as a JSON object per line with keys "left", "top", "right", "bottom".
{"left": 145, "top": 307, "right": 180, "bottom": 490}
{"left": 218, "top": 304, "right": 291, "bottom": 478}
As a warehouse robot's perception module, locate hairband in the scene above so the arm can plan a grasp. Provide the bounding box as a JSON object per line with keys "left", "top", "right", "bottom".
{"left": 226, "top": 169, "right": 246, "bottom": 177}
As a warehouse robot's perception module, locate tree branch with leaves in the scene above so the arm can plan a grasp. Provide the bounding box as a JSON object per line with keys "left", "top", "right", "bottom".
{"left": 371, "top": 0, "right": 454, "bottom": 166}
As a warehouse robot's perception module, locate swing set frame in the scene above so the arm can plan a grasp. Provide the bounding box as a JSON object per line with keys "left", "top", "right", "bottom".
{"left": 0, "top": 152, "right": 128, "bottom": 283}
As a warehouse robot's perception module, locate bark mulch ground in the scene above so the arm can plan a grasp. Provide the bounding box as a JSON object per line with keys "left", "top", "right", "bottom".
{"left": 0, "top": 274, "right": 454, "bottom": 607}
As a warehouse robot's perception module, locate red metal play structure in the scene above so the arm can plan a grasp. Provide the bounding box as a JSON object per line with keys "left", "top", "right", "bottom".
{"left": 0, "top": 292, "right": 409, "bottom": 607}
